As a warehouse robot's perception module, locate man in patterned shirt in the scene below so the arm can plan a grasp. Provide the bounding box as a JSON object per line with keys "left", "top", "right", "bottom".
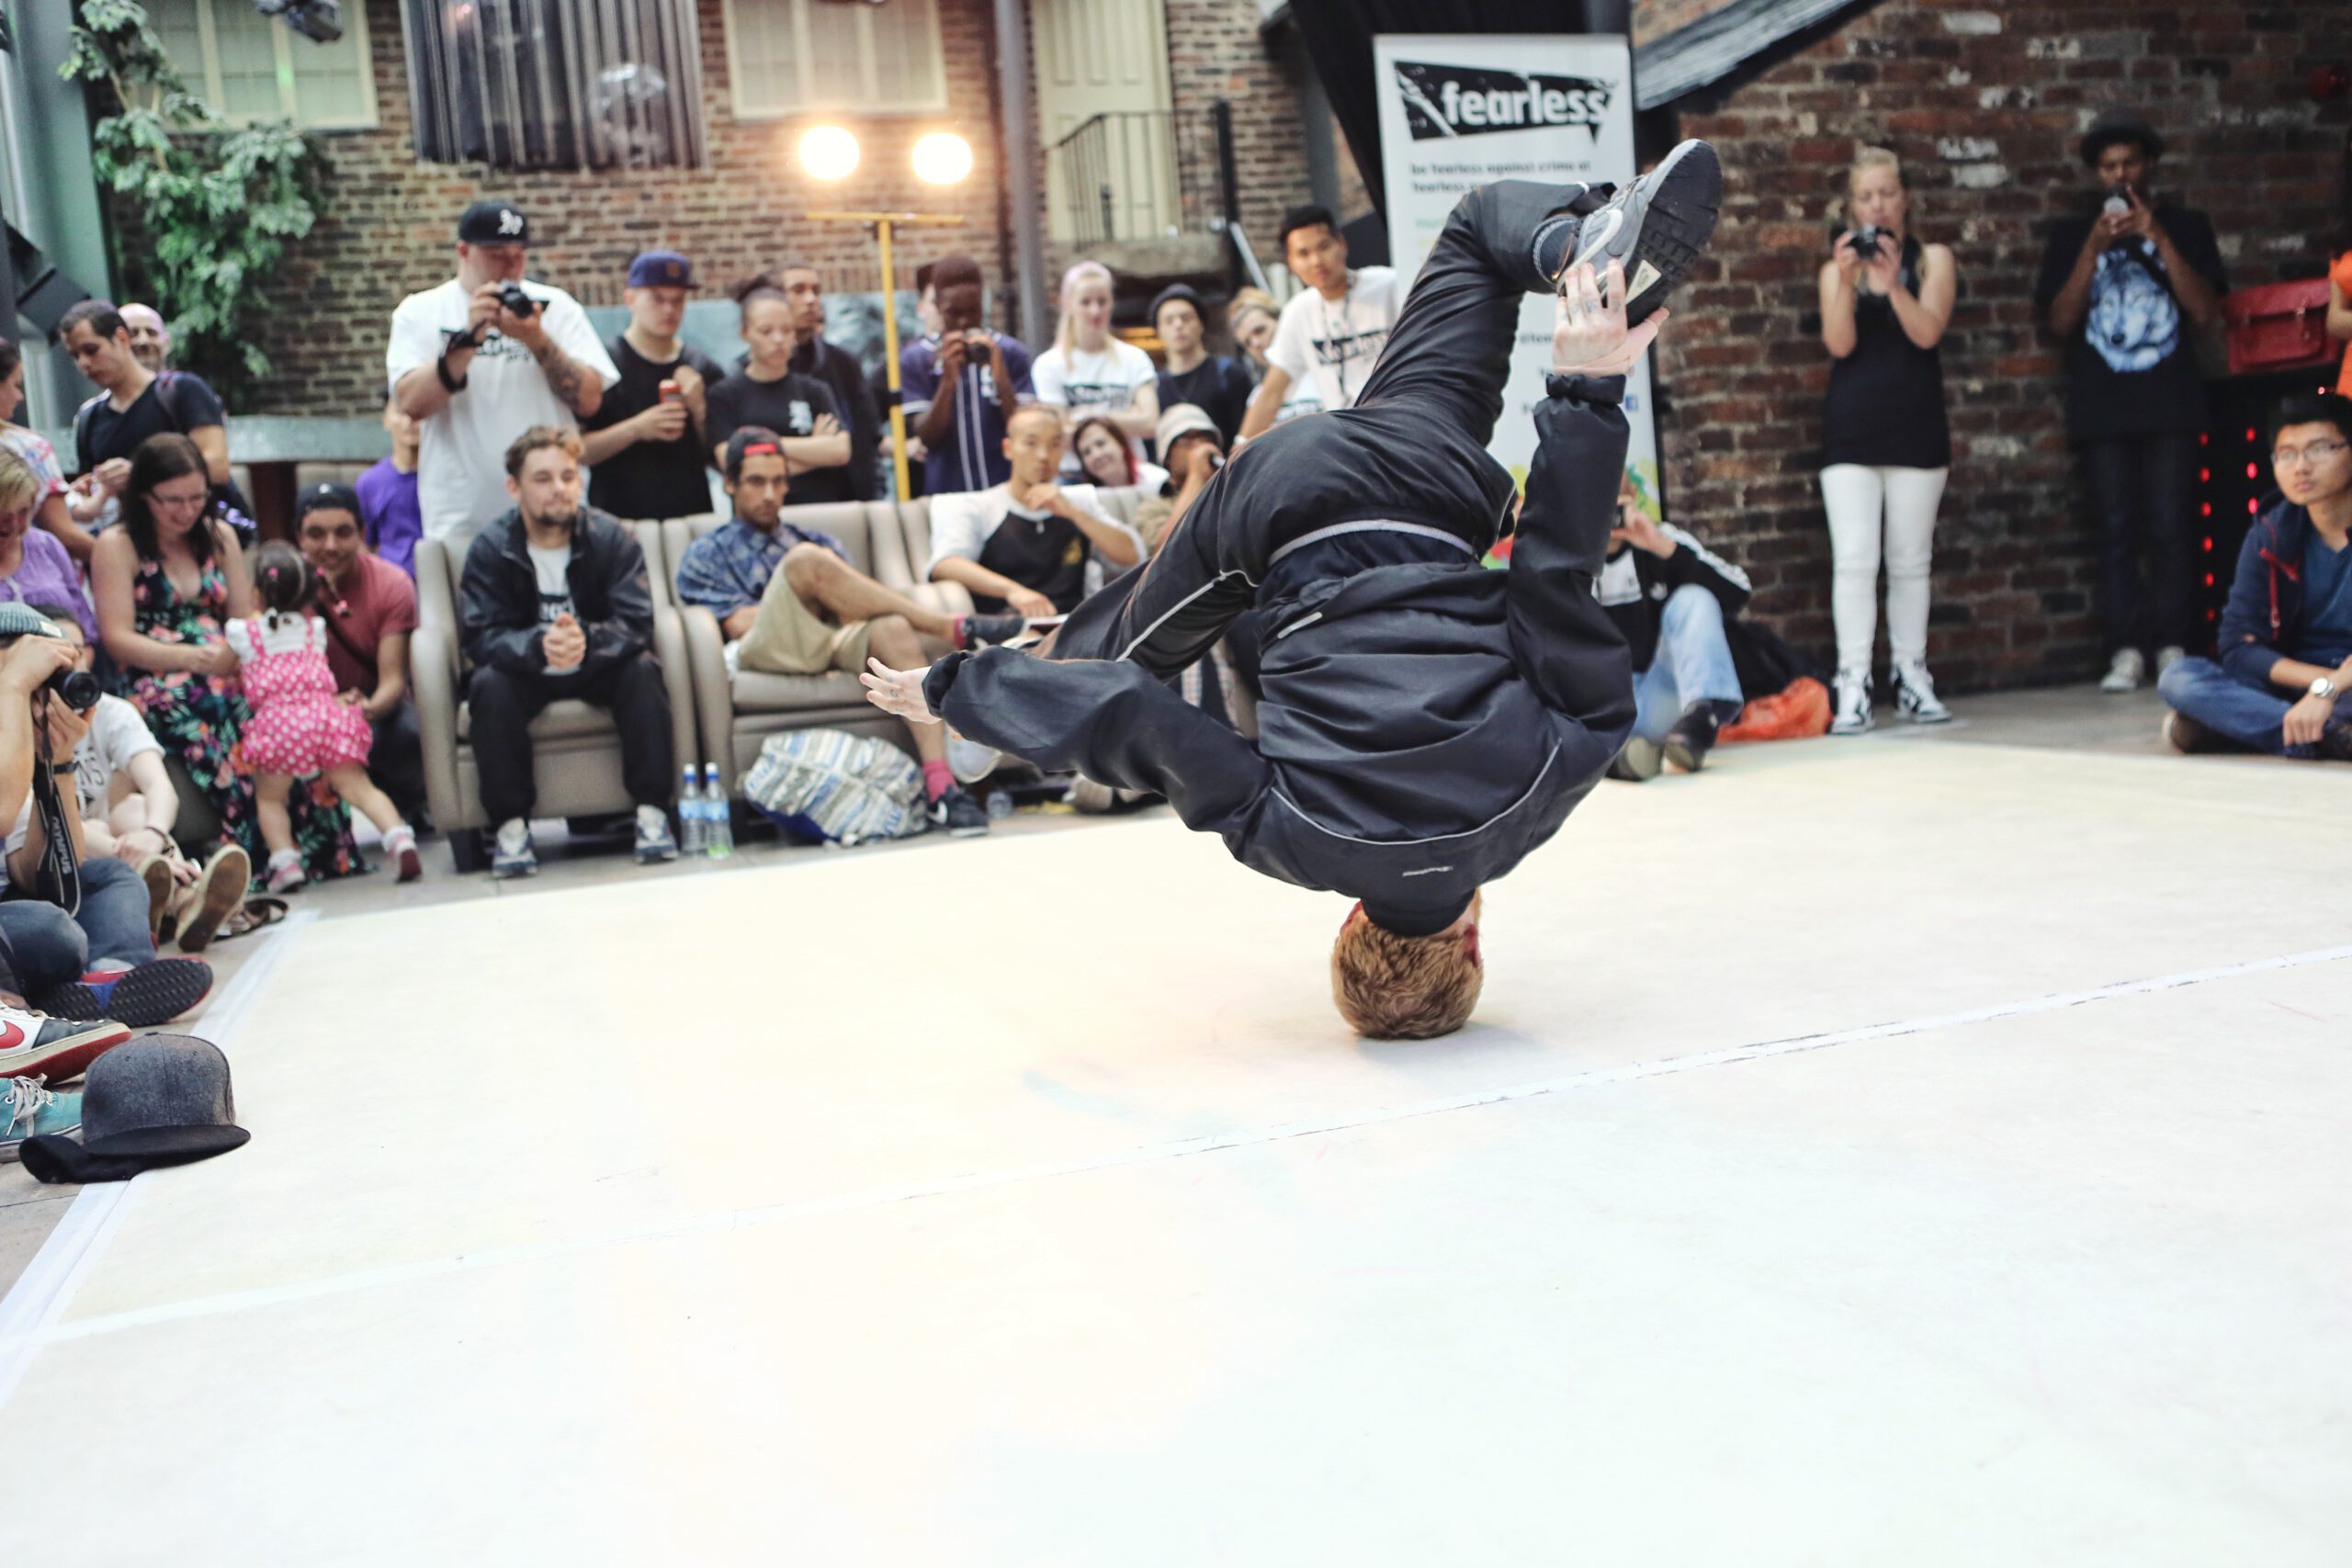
{"left": 671, "top": 429, "right": 1026, "bottom": 837}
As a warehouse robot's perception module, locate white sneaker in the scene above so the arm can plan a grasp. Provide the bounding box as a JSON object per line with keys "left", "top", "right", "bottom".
{"left": 1830, "top": 667, "right": 1874, "bottom": 735}
{"left": 946, "top": 734, "right": 1002, "bottom": 785}
{"left": 2099, "top": 648, "right": 2145, "bottom": 694}
{"left": 1892, "top": 660, "right": 1951, "bottom": 724}
{"left": 2155, "top": 645, "right": 2187, "bottom": 677}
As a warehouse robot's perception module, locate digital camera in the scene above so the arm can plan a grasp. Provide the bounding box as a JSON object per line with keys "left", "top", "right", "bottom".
{"left": 0, "top": 604, "right": 100, "bottom": 712}
{"left": 497, "top": 282, "right": 537, "bottom": 320}
{"left": 1847, "top": 224, "right": 1888, "bottom": 256}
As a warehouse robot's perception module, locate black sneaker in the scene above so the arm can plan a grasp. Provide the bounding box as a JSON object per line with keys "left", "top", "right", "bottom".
{"left": 39, "top": 958, "right": 214, "bottom": 1030}
{"left": 1663, "top": 704, "right": 1720, "bottom": 773}
{"left": 1556, "top": 139, "right": 1721, "bottom": 325}
{"left": 956, "top": 613, "right": 1030, "bottom": 649}
{"left": 1607, "top": 736, "right": 1663, "bottom": 783}
{"left": 930, "top": 784, "right": 989, "bottom": 838}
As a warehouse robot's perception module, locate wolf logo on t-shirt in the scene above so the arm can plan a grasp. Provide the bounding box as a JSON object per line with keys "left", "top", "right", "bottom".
{"left": 2086, "top": 243, "right": 2180, "bottom": 375}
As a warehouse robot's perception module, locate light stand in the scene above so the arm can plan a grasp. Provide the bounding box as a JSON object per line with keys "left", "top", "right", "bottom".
{"left": 808, "top": 211, "right": 967, "bottom": 501}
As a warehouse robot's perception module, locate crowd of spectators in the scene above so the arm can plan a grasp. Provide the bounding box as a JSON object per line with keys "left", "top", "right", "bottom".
{"left": 5, "top": 106, "right": 2351, "bottom": 1078}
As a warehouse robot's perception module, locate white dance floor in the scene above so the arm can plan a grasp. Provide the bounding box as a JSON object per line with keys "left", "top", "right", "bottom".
{"left": 0, "top": 738, "right": 2345, "bottom": 1563}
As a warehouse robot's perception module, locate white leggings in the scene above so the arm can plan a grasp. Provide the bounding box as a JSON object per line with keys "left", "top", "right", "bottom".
{"left": 1819, "top": 463, "right": 1949, "bottom": 671}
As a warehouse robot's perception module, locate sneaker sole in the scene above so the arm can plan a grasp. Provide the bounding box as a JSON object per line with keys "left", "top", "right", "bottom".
{"left": 1572, "top": 140, "right": 1722, "bottom": 325}
{"left": 1609, "top": 737, "right": 1664, "bottom": 781}
{"left": 46, "top": 964, "right": 214, "bottom": 1030}
{"left": 175, "top": 846, "right": 251, "bottom": 954}
{"left": 1897, "top": 707, "right": 1952, "bottom": 725}
{"left": 140, "top": 856, "right": 175, "bottom": 937}
{"left": 1662, "top": 738, "right": 1709, "bottom": 773}
{"left": 395, "top": 843, "right": 423, "bottom": 883}
{"left": 1829, "top": 715, "right": 1875, "bottom": 736}
{"left": 0, "top": 1021, "right": 134, "bottom": 1084}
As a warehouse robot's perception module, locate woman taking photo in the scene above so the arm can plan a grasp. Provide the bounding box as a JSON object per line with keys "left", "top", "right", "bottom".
{"left": 1817, "top": 146, "right": 1957, "bottom": 734}
{"left": 92, "top": 434, "right": 357, "bottom": 882}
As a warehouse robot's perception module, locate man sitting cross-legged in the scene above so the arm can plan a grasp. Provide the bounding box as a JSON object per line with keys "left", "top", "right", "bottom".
{"left": 673, "top": 428, "right": 1028, "bottom": 836}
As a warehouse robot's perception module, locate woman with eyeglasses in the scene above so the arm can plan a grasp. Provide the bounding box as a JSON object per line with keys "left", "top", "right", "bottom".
{"left": 92, "top": 434, "right": 359, "bottom": 885}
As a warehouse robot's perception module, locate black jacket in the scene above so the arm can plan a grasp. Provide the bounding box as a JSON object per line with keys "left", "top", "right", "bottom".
{"left": 928, "top": 374, "right": 1636, "bottom": 934}
{"left": 2218, "top": 494, "right": 2344, "bottom": 685}
{"left": 1593, "top": 523, "right": 1751, "bottom": 673}
{"left": 458, "top": 507, "right": 656, "bottom": 676}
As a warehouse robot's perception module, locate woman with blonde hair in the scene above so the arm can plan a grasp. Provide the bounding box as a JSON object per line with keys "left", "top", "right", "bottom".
{"left": 1031, "top": 260, "right": 1159, "bottom": 477}
{"left": 1817, "top": 145, "right": 1957, "bottom": 733}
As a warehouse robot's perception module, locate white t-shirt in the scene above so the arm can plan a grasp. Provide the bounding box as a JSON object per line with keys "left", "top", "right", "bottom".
{"left": 385, "top": 278, "right": 619, "bottom": 549}
{"left": 225, "top": 613, "right": 325, "bottom": 664}
{"left": 925, "top": 481, "right": 1144, "bottom": 604}
{"left": 6, "top": 694, "right": 161, "bottom": 854}
{"left": 1268, "top": 266, "right": 1403, "bottom": 412}
{"left": 1032, "top": 340, "right": 1157, "bottom": 419}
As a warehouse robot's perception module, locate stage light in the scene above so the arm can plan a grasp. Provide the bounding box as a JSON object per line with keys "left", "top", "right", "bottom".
{"left": 798, "top": 125, "right": 861, "bottom": 182}
{"left": 912, "top": 131, "right": 974, "bottom": 186}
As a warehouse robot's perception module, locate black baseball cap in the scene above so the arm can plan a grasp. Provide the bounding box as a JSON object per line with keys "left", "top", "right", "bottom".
{"left": 297, "top": 481, "right": 360, "bottom": 521}
{"left": 724, "top": 425, "right": 788, "bottom": 479}
{"left": 1150, "top": 283, "right": 1206, "bottom": 332}
{"left": 458, "top": 200, "right": 529, "bottom": 244}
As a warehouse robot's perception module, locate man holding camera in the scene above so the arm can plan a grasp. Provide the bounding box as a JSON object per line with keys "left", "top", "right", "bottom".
{"left": 2035, "top": 108, "right": 2226, "bottom": 694}
{"left": 389, "top": 201, "right": 619, "bottom": 560}
{"left": 902, "top": 254, "right": 1035, "bottom": 496}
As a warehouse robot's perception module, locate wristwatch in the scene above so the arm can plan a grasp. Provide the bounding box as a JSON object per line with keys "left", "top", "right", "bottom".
{"left": 2311, "top": 676, "right": 2338, "bottom": 700}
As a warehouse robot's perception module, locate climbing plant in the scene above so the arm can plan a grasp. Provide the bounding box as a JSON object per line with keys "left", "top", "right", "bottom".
{"left": 60, "top": 0, "right": 326, "bottom": 406}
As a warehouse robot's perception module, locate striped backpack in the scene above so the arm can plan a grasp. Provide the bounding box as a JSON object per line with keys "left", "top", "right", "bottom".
{"left": 742, "top": 729, "right": 924, "bottom": 846}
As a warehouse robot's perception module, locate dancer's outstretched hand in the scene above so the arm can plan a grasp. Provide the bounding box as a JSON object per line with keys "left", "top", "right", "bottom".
{"left": 860, "top": 658, "right": 941, "bottom": 725}
{"left": 1552, "top": 258, "right": 1668, "bottom": 378}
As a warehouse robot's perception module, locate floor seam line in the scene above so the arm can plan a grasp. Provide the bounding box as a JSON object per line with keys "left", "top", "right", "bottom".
{"left": 3, "top": 941, "right": 2344, "bottom": 1359}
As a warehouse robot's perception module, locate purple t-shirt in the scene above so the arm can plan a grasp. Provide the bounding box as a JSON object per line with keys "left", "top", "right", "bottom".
{"left": 356, "top": 457, "right": 423, "bottom": 578}
{"left": 0, "top": 527, "right": 95, "bottom": 638}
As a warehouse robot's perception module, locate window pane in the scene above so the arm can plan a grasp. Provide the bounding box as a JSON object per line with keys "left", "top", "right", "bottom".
{"left": 209, "top": 0, "right": 289, "bottom": 120}
{"left": 801, "top": 0, "right": 865, "bottom": 105}
{"left": 289, "top": 19, "right": 373, "bottom": 127}
{"left": 868, "top": 0, "right": 941, "bottom": 106}
{"left": 146, "top": 0, "right": 212, "bottom": 100}
{"left": 731, "top": 0, "right": 799, "bottom": 113}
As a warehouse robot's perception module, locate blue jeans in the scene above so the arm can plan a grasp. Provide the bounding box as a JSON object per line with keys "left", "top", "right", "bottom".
{"left": 2157, "top": 656, "right": 2349, "bottom": 760}
{"left": 1632, "top": 583, "right": 1745, "bottom": 743}
{"left": 0, "top": 858, "right": 158, "bottom": 998}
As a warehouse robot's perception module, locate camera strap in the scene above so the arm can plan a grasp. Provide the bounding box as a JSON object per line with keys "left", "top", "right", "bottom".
{"left": 29, "top": 701, "right": 82, "bottom": 919}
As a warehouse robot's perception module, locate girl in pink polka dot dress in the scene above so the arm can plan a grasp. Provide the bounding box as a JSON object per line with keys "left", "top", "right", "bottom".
{"left": 229, "top": 543, "right": 421, "bottom": 890}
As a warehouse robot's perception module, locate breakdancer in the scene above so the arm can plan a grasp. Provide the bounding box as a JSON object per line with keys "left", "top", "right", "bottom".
{"left": 863, "top": 144, "right": 1722, "bottom": 1038}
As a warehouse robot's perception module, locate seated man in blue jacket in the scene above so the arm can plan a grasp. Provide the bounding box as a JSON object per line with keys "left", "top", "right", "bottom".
{"left": 459, "top": 425, "right": 677, "bottom": 876}
{"left": 861, "top": 147, "right": 1722, "bottom": 1039}
{"left": 2158, "top": 391, "right": 2352, "bottom": 761}
{"left": 1596, "top": 472, "right": 1753, "bottom": 781}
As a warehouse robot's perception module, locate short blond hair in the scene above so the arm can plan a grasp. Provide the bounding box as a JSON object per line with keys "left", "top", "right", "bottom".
{"left": 0, "top": 447, "right": 40, "bottom": 513}
{"left": 1844, "top": 146, "right": 1912, "bottom": 220}
{"left": 1330, "top": 897, "right": 1485, "bottom": 1040}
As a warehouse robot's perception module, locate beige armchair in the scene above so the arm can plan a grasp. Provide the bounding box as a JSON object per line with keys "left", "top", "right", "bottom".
{"left": 413, "top": 520, "right": 699, "bottom": 871}
{"left": 888, "top": 484, "right": 1151, "bottom": 615}
{"left": 665, "top": 502, "right": 917, "bottom": 795}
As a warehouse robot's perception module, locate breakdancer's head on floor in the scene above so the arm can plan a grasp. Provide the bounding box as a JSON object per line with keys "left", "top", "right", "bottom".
{"left": 1330, "top": 893, "right": 1484, "bottom": 1040}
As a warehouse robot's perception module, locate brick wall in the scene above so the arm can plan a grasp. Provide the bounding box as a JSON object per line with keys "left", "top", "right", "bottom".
{"left": 185, "top": 0, "right": 1318, "bottom": 413}
{"left": 206, "top": 0, "right": 1011, "bottom": 417}
{"left": 1657, "top": 0, "right": 2349, "bottom": 688}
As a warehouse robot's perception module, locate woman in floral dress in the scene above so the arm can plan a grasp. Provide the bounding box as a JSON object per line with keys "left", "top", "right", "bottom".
{"left": 91, "top": 434, "right": 359, "bottom": 881}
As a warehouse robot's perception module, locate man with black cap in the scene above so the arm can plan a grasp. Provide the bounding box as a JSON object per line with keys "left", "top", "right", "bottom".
{"left": 580, "top": 251, "right": 726, "bottom": 523}
{"left": 1151, "top": 285, "right": 1254, "bottom": 446}
{"left": 865, "top": 147, "right": 1723, "bottom": 1042}
{"left": 2035, "top": 108, "right": 2227, "bottom": 696}
{"left": 388, "top": 200, "right": 620, "bottom": 559}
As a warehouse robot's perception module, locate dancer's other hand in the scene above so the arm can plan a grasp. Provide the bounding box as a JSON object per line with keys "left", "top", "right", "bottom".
{"left": 860, "top": 657, "right": 941, "bottom": 724}
{"left": 1551, "top": 258, "right": 1667, "bottom": 378}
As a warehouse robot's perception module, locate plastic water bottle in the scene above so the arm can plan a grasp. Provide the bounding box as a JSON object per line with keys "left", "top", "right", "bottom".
{"left": 702, "top": 762, "right": 734, "bottom": 859}
{"left": 678, "top": 764, "right": 705, "bottom": 855}
{"left": 985, "top": 789, "right": 1014, "bottom": 821}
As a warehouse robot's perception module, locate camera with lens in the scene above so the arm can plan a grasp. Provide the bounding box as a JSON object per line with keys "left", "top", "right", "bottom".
{"left": 1846, "top": 223, "right": 1888, "bottom": 257}
{"left": 497, "top": 282, "right": 537, "bottom": 320}
{"left": 0, "top": 604, "right": 100, "bottom": 713}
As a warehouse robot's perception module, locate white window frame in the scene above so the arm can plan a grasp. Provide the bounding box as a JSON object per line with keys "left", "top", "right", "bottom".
{"left": 171, "top": 0, "right": 380, "bottom": 131}
{"left": 721, "top": 0, "right": 949, "bottom": 119}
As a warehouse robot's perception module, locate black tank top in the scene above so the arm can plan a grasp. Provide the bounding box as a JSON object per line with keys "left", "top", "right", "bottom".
{"left": 1822, "top": 235, "right": 1951, "bottom": 469}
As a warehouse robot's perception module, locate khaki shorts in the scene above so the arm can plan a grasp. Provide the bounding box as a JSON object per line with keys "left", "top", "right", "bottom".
{"left": 735, "top": 570, "right": 874, "bottom": 676}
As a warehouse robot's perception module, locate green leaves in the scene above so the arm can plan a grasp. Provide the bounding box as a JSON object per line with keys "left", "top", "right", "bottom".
{"left": 62, "top": 0, "right": 326, "bottom": 408}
